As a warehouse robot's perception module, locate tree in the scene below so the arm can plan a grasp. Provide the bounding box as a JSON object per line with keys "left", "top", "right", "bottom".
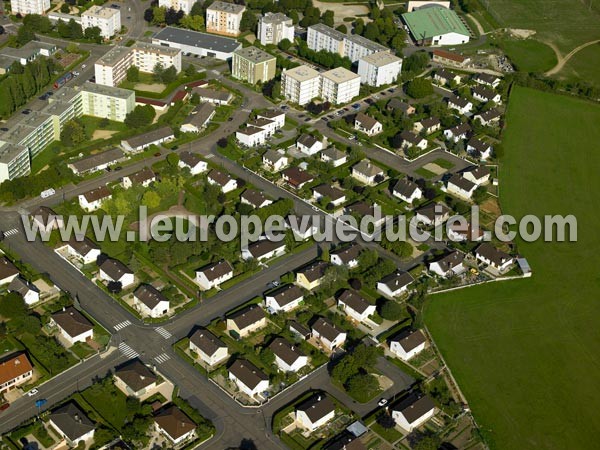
{"left": 353, "top": 18, "right": 364, "bottom": 36}
{"left": 142, "top": 191, "right": 161, "bottom": 209}
{"left": 143, "top": 7, "right": 154, "bottom": 23}
{"left": 60, "top": 119, "right": 86, "bottom": 146}
{"left": 66, "top": 43, "right": 80, "bottom": 54}
{"left": 403, "top": 51, "right": 430, "bottom": 73}
{"left": 185, "top": 64, "right": 197, "bottom": 77}
{"left": 240, "top": 10, "right": 258, "bottom": 32}
{"left": 151, "top": 6, "right": 166, "bottom": 25}
{"left": 153, "top": 62, "right": 165, "bottom": 82}
{"left": 0, "top": 293, "right": 27, "bottom": 319}
{"left": 23, "top": 14, "right": 52, "bottom": 34}
{"left": 321, "top": 10, "right": 334, "bottom": 27}
{"left": 406, "top": 78, "right": 434, "bottom": 99}
{"left": 376, "top": 411, "right": 396, "bottom": 429}
{"left": 126, "top": 65, "right": 140, "bottom": 82}
{"left": 335, "top": 24, "right": 347, "bottom": 34}
{"left": 473, "top": 186, "right": 488, "bottom": 204}
{"left": 161, "top": 65, "right": 178, "bottom": 83}
{"left": 278, "top": 38, "right": 292, "bottom": 52}
{"left": 166, "top": 152, "right": 180, "bottom": 167}
{"left": 180, "top": 14, "right": 204, "bottom": 30}
{"left": 61, "top": 3, "right": 70, "bottom": 13}
{"left": 346, "top": 373, "right": 379, "bottom": 399}
{"left": 84, "top": 26, "right": 102, "bottom": 43}
{"left": 379, "top": 300, "right": 405, "bottom": 320}
{"left": 16, "top": 25, "right": 35, "bottom": 46}
{"left": 124, "top": 105, "right": 156, "bottom": 128}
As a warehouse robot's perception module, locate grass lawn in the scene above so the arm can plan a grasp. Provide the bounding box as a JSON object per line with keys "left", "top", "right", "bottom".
{"left": 432, "top": 158, "right": 455, "bottom": 170}
{"left": 370, "top": 423, "right": 403, "bottom": 443}
{"left": 424, "top": 86, "right": 600, "bottom": 450}
{"left": 484, "top": 0, "right": 600, "bottom": 52}
{"left": 560, "top": 42, "right": 600, "bottom": 87}
{"left": 499, "top": 38, "right": 558, "bottom": 73}
{"left": 415, "top": 167, "right": 436, "bottom": 179}
{"left": 81, "top": 381, "right": 131, "bottom": 431}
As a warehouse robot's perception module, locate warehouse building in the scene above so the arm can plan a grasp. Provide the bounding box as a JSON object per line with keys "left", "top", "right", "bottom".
{"left": 152, "top": 27, "right": 242, "bottom": 60}
{"left": 402, "top": 6, "right": 470, "bottom": 46}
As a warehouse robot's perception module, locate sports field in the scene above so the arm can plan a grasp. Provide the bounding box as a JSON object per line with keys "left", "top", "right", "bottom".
{"left": 485, "top": 0, "right": 600, "bottom": 52}
{"left": 424, "top": 86, "right": 600, "bottom": 449}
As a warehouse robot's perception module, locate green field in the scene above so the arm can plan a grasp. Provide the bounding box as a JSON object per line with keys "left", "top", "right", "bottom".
{"left": 499, "top": 38, "right": 558, "bottom": 72}
{"left": 485, "top": 0, "right": 600, "bottom": 52}
{"left": 560, "top": 42, "right": 600, "bottom": 86}
{"left": 424, "top": 86, "right": 600, "bottom": 449}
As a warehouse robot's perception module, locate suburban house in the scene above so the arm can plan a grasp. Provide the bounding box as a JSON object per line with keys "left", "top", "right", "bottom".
{"left": 195, "top": 260, "right": 234, "bottom": 291}
{"left": 392, "top": 178, "right": 423, "bottom": 204}
{"left": 462, "top": 165, "right": 491, "bottom": 185}
{"left": 0, "top": 257, "right": 19, "bottom": 286}
{"left": 321, "top": 147, "right": 348, "bottom": 167}
{"left": 262, "top": 149, "right": 289, "bottom": 172}
{"left": 51, "top": 306, "right": 94, "bottom": 346}
{"left": 428, "top": 250, "right": 466, "bottom": 278}
{"left": 178, "top": 151, "right": 208, "bottom": 175}
{"left": 31, "top": 206, "right": 63, "bottom": 231}
{"left": 236, "top": 125, "right": 267, "bottom": 147}
{"left": 431, "top": 48, "right": 470, "bottom": 66}
{"left": 413, "top": 117, "right": 441, "bottom": 135}
{"left": 48, "top": 402, "right": 96, "bottom": 446}
{"left": 377, "top": 270, "right": 414, "bottom": 298}
{"left": 121, "top": 127, "right": 175, "bottom": 153}
{"left": 78, "top": 186, "right": 112, "bottom": 212}
{"left": 281, "top": 167, "right": 315, "bottom": 190}
{"left": 399, "top": 130, "right": 428, "bottom": 151}
{"left": 207, "top": 169, "right": 238, "bottom": 193}
{"left": 344, "top": 202, "right": 385, "bottom": 227}
{"left": 444, "top": 123, "right": 472, "bottom": 142}
{"left": 99, "top": 258, "right": 135, "bottom": 288}
{"left": 67, "top": 148, "right": 125, "bottom": 175}
{"left": 66, "top": 237, "right": 101, "bottom": 265}
{"left": 228, "top": 359, "right": 269, "bottom": 398}
{"left": 472, "top": 85, "right": 501, "bottom": 104}
{"left": 114, "top": 359, "right": 158, "bottom": 399}
{"left": 416, "top": 203, "right": 451, "bottom": 226}
{"left": 247, "top": 117, "right": 278, "bottom": 137}
{"left": 269, "top": 338, "right": 308, "bottom": 372}
{"left": 256, "top": 110, "right": 286, "bottom": 129}
{"left": 297, "top": 134, "right": 325, "bottom": 155}
{"left": 387, "top": 98, "right": 415, "bottom": 116}
{"left": 189, "top": 328, "right": 229, "bottom": 366}
{"left": 354, "top": 113, "right": 382, "bottom": 136}
{"left": 351, "top": 160, "right": 385, "bottom": 186}
{"left": 311, "top": 317, "right": 347, "bottom": 352}
{"left": 467, "top": 137, "right": 493, "bottom": 160}
{"left": 226, "top": 304, "right": 267, "bottom": 338}
{"left": 392, "top": 394, "right": 436, "bottom": 432}
{"left": 330, "top": 244, "right": 361, "bottom": 268}
{"left": 447, "top": 174, "right": 477, "bottom": 200}
{"left": 265, "top": 284, "right": 304, "bottom": 313}
{"left": 133, "top": 284, "right": 170, "bottom": 318}
{"left": 338, "top": 290, "right": 376, "bottom": 322}
{"left": 447, "top": 95, "right": 473, "bottom": 115}
{"left": 474, "top": 73, "right": 501, "bottom": 88}
{"left": 240, "top": 189, "right": 273, "bottom": 209}
{"left": 447, "top": 221, "right": 484, "bottom": 242}
{"left": 474, "top": 108, "right": 502, "bottom": 126}
{"left": 154, "top": 405, "right": 197, "bottom": 446}
{"left": 325, "top": 434, "right": 365, "bottom": 450}
{"left": 389, "top": 329, "right": 427, "bottom": 361}
{"left": 312, "top": 184, "right": 346, "bottom": 208}
{"left": 295, "top": 394, "right": 336, "bottom": 432}
{"left": 0, "top": 353, "right": 33, "bottom": 394}
{"left": 192, "top": 87, "right": 233, "bottom": 105}
{"left": 122, "top": 168, "right": 156, "bottom": 189}
{"left": 433, "top": 68, "right": 461, "bottom": 85}
{"left": 289, "top": 321, "right": 311, "bottom": 341}
{"left": 180, "top": 102, "right": 216, "bottom": 133}
{"left": 296, "top": 260, "right": 329, "bottom": 291}
{"left": 8, "top": 276, "right": 40, "bottom": 305}
{"left": 475, "top": 243, "right": 514, "bottom": 272}
{"left": 242, "top": 239, "right": 286, "bottom": 261}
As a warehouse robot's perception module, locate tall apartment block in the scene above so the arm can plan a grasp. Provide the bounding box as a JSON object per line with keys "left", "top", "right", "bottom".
{"left": 232, "top": 47, "right": 276, "bottom": 84}
{"left": 307, "top": 23, "right": 389, "bottom": 62}
{"left": 357, "top": 51, "right": 403, "bottom": 87}
{"left": 281, "top": 65, "right": 321, "bottom": 106}
{"left": 10, "top": 0, "right": 50, "bottom": 15}
{"left": 158, "top": 0, "right": 196, "bottom": 14}
{"left": 320, "top": 67, "right": 361, "bottom": 105}
{"left": 81, "top": 5, "right": 121, "bottom": 39}
{"left": 258, "top": 12, "right": 294, "bottom": 46}
{"left": 206, "top": 1, "right": 246, "bottom": 37}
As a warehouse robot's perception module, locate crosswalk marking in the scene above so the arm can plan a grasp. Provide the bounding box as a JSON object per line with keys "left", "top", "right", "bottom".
{"left": 118, "top": 342, "right": 139, "bottom": 360}
{"left": 3, "top": 228, "right": 19, "bottom": 237}
{"left": 154, "top": 353, "right": 170, "bottom": 364}
{"left": 114, "top": 320, "right": 131, "bottom": 331}
{"left": 155, "top": 327, "right": 172, "bottom": 339}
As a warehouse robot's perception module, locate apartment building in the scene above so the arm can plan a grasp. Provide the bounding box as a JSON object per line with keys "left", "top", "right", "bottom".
{"left": 10, "top": 0, "right": 50, "bottom": 15}
{"left": 95, "top": 43, "right": 182, "bottom": 87}
{"left": 0, "top": 85, "right": 134, "bottom": 183}
{"left": 320, "top": 67, "right": 361, "bottom": 105}
{"left": 281, "top": 65, "right": 320, "bottom": 105}
{"left": 258, "top": 12, "right": 294, "bottom": 46}
{"left": 307, "top": 23, "right": 388, "bottom": 62}
{"left": 358, "top": 51, "right": 403, "bottom": 87}
{"left": 81, "top": 5, "right": 121, "bottom": 39}
{"left": 232, "top": 46, "right": 276, "bottom": 84}
{"left": 206, "top": 1, "right": 246, "bottom": 37}
{"left": 158, "top": 0, "right": 196, "bottom": 14}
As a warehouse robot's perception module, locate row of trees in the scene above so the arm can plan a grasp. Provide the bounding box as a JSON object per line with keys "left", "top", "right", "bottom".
{"left": 296, "top": 41, "right": 352, "bottom": 70}
{"left": 353, "top": 6, "right": 407, "bottom": 55}
{"left": 12, "top": 14, "right": 102, "bottom": 46}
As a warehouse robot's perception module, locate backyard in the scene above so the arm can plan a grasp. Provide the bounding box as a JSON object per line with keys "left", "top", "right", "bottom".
{"left": 424, "top": 86, "right": 600, "bottom": 449}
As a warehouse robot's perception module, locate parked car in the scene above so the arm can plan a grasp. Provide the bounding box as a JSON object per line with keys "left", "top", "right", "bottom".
{"left": 378, "top": 398, "right": 388, "bottom": 407}
{"left": 27, "top": 389, "right": 39, "bottom": 397}
{"left": 22, "top": 109, "right": 31, "bottom": 115}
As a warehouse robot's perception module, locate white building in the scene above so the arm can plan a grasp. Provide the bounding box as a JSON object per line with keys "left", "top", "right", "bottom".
{"left": 8, "top": 276, "right": 40, "bottom": 306}
{"left": 207, "top": 169, "right": 238, "bottom": 193}
{"left": 330, "top": 244, "right": 361, "bottom": 268}
{"left": 258, "top": 12, "right": 294, "bottom": 46}
{"left": 78, "top": 186, "right": 112, "bottom": 212}
{"left": 228, "top": 359, "right": 269, "bottom": 398}
{"left": 66, "top": 237, "right": 101, "bottom": 265}
{"left": 133, "top": 284, "right": 170, "bottom": 318}
{"left": 48, "top": 403, "right": 95, "bottom": 446}
{"left": 311, "top": 317, "right": 347, "bottom": 352}
{"left": 152, "top": 27, "right": 242, "bottom": 60}
{"left": 447, "top": 174, "right": 477, "bottom": 200}
{"left": 51, "top": 307, "right": 94, "bottom": 346}
{"left": 195, "top": 260, "right": 234, "bottom": 291}
{"left": 307, "top": 23, "right": 388, "bottom": 62}
{"left": 122, "top": 167, "right": 156, "bottom": 189}
{"left": 474, "top": 243, "right": 514, "bottom": 272}
{"left": 352, "top": 160, "right": 385, "bottom": 185}
{"left": 443, "top": 123, "right": 471, "bottom": 143}
{"left": 392, "top": 178, "right": 423, "bottom": 204}
{"left": 338, "top": 290, "right": 376, "bottom": 322}
{"left": 99, "top": 258, "right": 135, "bottom": 289}
{"left": 206, "top": 1, "right": 246, "bottom": 37}
{"left": 80, "top": 82, "right": 135, "bottom": 122}
{"left": 389, "top": 329, "right": 427, "bottom": 360}
{"left": 158, "top": 0, "right": 196, "bottom": 15}
{"left": 392, "top": 394, "right": 436, "bottom": 432}
{"left": 354, "top": 113, "right": 382, "bottom": 136}
{"left": 358, "top": 51, "right": 402, "bottom": 87}
{"left": 269, "top": 338, "right": 308, "bottom": 372}
{"left": 178, "top": 151, "right": 208, "bottom": 175}
{"left": 0, "top": 257, "right": 20, "bottom": 286}
{"left": 265, "top": 284, "right": 304, "bottom": 313}
{"left": 10, "top": 0, "right": 50, "bottom": 15}
{"left": 0, "top": 353, "right": 33, "bottom": 394}
{"left": 81, "top": 5, "right": 121, "bottom": 39}
{"left": 226, "top": 305, "right": 267, "bottom": 337}
{"left": 295, "top": 395, "right": 336, "bottom": 432}
{"left": 154, "top": 406, "right": 197, "bottom": 446}
{"left": 262, "top": 149, "right": 289, "bottom": 172}
{"left": 256, "top": 110, "right": 285, "bottom": 129}
{"left": 321, "top": 147, "right": 347, "bottom": 167}
{"left": 428, "top": 251, "right": 465, "bottom": 278}
{"left": 377, "top": 270, "right": 414, "bottom": 298}
{"left": 296, "top": 134, "right": 324, "bottom": 156}
{"left": 416, "top": 202, "right": 451, "bottom": 227}
{"left": 189, "top": 328, "right": 229, "bottom": 366}
{"left": 236, "top": 126, "right": 267, "bottom": 147}
{"left": 281, "top": 65, "right": 321, "bottom": 105}
{"left": 242, "top": 239, "right": 286, "bottom": 261}
{"left": 320, "top": 67, "right": 361, "bottom": 105}
{"left": 447, "top": 96, "right": 473, "bottom": 115}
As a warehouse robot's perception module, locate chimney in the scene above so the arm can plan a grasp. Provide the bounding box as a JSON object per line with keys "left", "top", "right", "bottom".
{"left": 317, "top": 395, "right": 321, "bottom": 401}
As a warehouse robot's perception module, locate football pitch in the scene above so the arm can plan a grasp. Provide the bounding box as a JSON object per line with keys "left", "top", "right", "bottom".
{"left": 424, "top": 86, "right": 600, "bottom": 449}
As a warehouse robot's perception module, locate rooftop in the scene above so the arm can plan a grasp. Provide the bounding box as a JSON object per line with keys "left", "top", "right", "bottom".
{"left": 234, "top": 46, "right": 276, "bottom": 64}
{"left": 207, "top": 1, "right": 246, "bottom": 14}
{"left": 82, "top": 4, "right": 120, "bottom": 19}
{"left": 95, "top": 46, "right": 132, "bottom": 67}
{"left": 283, "top": 65, "right": 320, "bottom": 82}
{"left": 360, "top": 51, "right": 402, "bottom": 67}
{"left": 153, "top": 27, "right": 241, "bottom": 53}
{"left": 402, "top": 6, "right": 470, "bottom": 40}
{"left": 321, "top": 67, "right": 361, "bottom": 84}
